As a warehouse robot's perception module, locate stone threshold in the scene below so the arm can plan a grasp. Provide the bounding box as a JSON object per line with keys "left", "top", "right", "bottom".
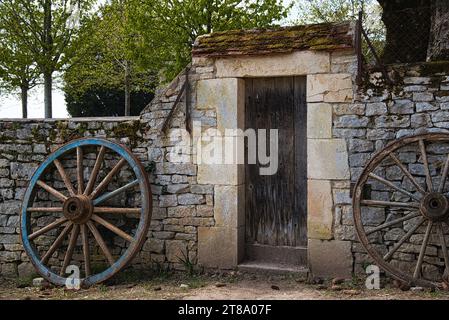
{"left": 245, "top": 244, "right": 307, "bottom": 266}
{"left": 238, "top": 261, "right": 309, "bottom": 278}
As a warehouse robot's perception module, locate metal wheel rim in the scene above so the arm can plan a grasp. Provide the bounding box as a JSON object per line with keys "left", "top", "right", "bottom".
{"left": 20, "top": 138, "right": 152, "bottom": 287}
{"left": 353, "top": 133, "right": 449, "bottom": 288}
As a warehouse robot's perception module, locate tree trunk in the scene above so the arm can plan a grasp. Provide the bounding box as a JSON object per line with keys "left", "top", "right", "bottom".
{"left": 21, "top": 85, "right": 28, "bottom": 119}
{"left": 43, "top": 0, "right": 53, "bottom": 118}
{"left": 427, "top": 0, "right": 449, "bottom": 61}
{"left": 44, "top": 71, "right": 53, "bottom": 118}
{"left": 378, "top": 0, "right": 430, "bottom": 63}
{"left": 124, "top": 61, "right": 131, "bottom": 116}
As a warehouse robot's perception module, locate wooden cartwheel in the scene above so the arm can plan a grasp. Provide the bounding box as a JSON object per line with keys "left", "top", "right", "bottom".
{"left": 353, "top": 133, "right": 449, "bottom": 288}
{"left": 20, "top": 138, "right": 152, "bottom": 287}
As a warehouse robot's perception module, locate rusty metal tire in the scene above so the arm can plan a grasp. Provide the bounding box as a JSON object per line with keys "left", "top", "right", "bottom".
{"left": 20, "top": 138, "right": 152, "bottom": 287}
{"left": 353, "top": 133, "right": 449, "bottom": 288}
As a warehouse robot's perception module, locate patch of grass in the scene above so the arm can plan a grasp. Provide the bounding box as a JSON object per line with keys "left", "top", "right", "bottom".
{"left": 184, "top": 275, "right": 207, "bottom": 289}
{"left": 178, "top": 251, "right": 197, "bottom": 276}
{"left": 96, "top": 284, "right": 109, "bottom": 293}
{"left": 15, "top": 273, "right": 39, "bottom": 288}
{"left": 149, "top": 260, "right": 173, "bottom": 280}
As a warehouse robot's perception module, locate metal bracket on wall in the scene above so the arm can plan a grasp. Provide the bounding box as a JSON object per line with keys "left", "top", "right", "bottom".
{"left": 162, "top": 66, "right": 191, "bottom": 134}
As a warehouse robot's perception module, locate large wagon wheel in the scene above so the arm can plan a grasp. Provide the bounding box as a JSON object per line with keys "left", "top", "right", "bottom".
{"left": 353, "top": 133, "right": 449, "bottom": 288}
{"left": 20, "top": 138, "right": 152, "bottom": 287}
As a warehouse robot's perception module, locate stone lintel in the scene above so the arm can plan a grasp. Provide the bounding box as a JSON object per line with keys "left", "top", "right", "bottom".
{"left": 215, "top": 51, "right": 330, "bottom": 78}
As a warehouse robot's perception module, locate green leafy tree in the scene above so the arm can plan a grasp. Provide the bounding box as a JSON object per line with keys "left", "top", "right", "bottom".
{"left": 296, "top": 0, "right": 368, "bottom": 23}
{"left": 132, "top": 0, "right": 292, "bottom": 80}
{"left": 0, "top": 16, "right": 40, "bottom": 118}
{"left": 295, "top": 0, "right": 384, "bottom": 65}
{"left": 0, "top": 0, "right": 95, "bottom": 118}
{"left": 64, "top": 0, "right": 155, "bottom": 116}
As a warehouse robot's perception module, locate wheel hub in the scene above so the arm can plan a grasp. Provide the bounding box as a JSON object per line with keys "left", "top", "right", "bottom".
{"left": 420, "top": 192, "right": 449, "bottom": 221}
{"left": 63, "top": 195, "right": 93, "bottom": 224}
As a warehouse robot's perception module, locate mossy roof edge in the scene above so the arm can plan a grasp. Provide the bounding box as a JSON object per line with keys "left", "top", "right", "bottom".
{"left": 192, "top": 21, "right": 355, "bottom": 58}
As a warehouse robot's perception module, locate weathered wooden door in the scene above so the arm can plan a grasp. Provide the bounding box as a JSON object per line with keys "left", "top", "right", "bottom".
{"left": 245, "top": 77, "right": 307, "bottom": 264}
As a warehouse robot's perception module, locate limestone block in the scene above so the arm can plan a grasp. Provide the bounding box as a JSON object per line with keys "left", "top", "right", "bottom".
{"left": 198, "top": 226, "right": 244, "bottom": 268}
{"left": 159, "top": 195, "right": 177, "bottom": 207}
{"left": 307, "top": 103, "right": 332, "bottom": 138}
{"left": 196, "top": 78, "right": 244, "bottom": 132}
{"left": 308, "top": 139, "right": 350, "bottom": 179}
{"left": 143, "top": 238, "right": 165, "bottom": 254}
{"left": 165, "top": 240, "right": 187, "bottom": 263}
{"left": 215, "top": 51, "right": 330, "bottom": 78}
{"left": 214, "top": 185, "right": 245, "bottom": 228}
{"left": 178, "top": 193, "right": 205, "bottom": 205}
{"left": 197, "top": 163, "right": 244, "bottom": 185}
{"left": 17, "top": 262, "right": 37, "bottom": 278}
{"left": 10, "top": 162, "right": 38, "bottom": 180}
{"left": 307, "top": 74, "right": 353, "bottom": 103}
{"left": 308, "top": 239, "right": 353, "bottom": 278}
{"left": 308, "top": 180, "right": 333, "bottom": 240}
{"left": 330, "top": 51, "right": 358, "bottom": 74}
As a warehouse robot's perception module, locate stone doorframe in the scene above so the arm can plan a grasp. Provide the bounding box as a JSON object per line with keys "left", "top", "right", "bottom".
{"left": 194, "top": 50, "right": 355, "bottom": 274}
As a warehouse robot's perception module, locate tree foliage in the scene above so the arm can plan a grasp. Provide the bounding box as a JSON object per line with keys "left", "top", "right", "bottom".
{"left": 64, "top": 0, "right": 291, "bottom": 117}
{"left": 131, "top": 0, "right": 292, "bottom": 80}
{"left": 0, "top": 8, "right": 40, "bottom": 118}
{"left": 0, "top": 0, "right": 95, "bottom": 118}
{"left": 64, "top": 0, "right": 156, "bottom": 117}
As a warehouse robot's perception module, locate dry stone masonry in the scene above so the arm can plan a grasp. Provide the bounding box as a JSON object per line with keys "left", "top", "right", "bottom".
{"left": 335, "top": 62, "right": 449, "bottom": 277}
{"left": 1, "top": 20, "right": 448, "bottom": 280}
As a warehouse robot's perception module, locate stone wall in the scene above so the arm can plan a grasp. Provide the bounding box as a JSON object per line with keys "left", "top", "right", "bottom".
{"left": 333, "top": 62, "right": 449, "bottom": 276}
{"left": 1, "top": 34, "right": 448, "bottom": 280}
{"left": 0, "top": 62, "right": 212, "bottom": 277}
{"left": 0, "top": 47, "right": 360, "bottom": 278}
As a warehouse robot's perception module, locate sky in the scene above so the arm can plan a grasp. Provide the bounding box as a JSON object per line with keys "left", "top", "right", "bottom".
{"left": 0, "top": 0, "right": 300, "bottom": 119}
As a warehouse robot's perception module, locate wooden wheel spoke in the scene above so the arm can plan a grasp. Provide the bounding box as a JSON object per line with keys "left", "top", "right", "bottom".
{"left": 27, "top": 207, "right": 63, "bottom": 213}
{"left": 413, "top": 220, "right": 434, "bottom": 280}
{"left": 81, "top": 224, "right": 91, "bottom": 277}
{"left": 437, "top": 223, "right": 449, "bottom": 276}
{"left": 77, "top": 147, "right": 84, "bottom": 194}
{"left": 384, "top": 218, "right": 425, "bottom": 261}
{"left": 28, "top": 217, "right": 68, "bottom": 240}
{"left": 91, "top": 214, "right": 134, "bottom": 242}
{"left": 41, "top": 223, "right": 72, "bottom": 264}
{"left": 389, "top": 153, "right": 426, "bottom": 195}
{"left": 60, "top": 224, "right": 80, "bottom": 276}
{"left": 94, "top": 207, "right": 141, "bottom": 215}
{"left": 361, "top": 200, "right": 420, "bottom": 209}
{"left": 84, "top": 146, "right": 107, "bottom": 196}
{"left": 93, "top": 179, "right": 139, "bottom": 206}
{"left": 366, "top": 213, "right": 421, "bottom": 235}
{"left": 439, "top": 154, "right": 449, "bottom": 193}
{"left": 90, "top": 158, "right": 127, "bottom": 200}
{"left": 368, "top": 173, "right": 420, "bottom": 201}
{"left": 54, "top": 159, "right": 76, "bottom": 197}
{"left": 419, "top": 139, "right": 433, "bottom": 192}
{"left": 37, "top": 180, "right": 68, "bottom": 202}
{"left": 86, "top": 221, "right": 115, "bottom": 266}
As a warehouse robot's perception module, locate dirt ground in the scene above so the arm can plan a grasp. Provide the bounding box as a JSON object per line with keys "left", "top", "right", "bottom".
{"left": 1, "top": 271, "right": 449, "bottom": 300}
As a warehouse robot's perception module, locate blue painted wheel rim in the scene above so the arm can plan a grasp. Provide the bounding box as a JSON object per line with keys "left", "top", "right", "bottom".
{"left": 20, "top": 138, "right": 152, "bottom": 287}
